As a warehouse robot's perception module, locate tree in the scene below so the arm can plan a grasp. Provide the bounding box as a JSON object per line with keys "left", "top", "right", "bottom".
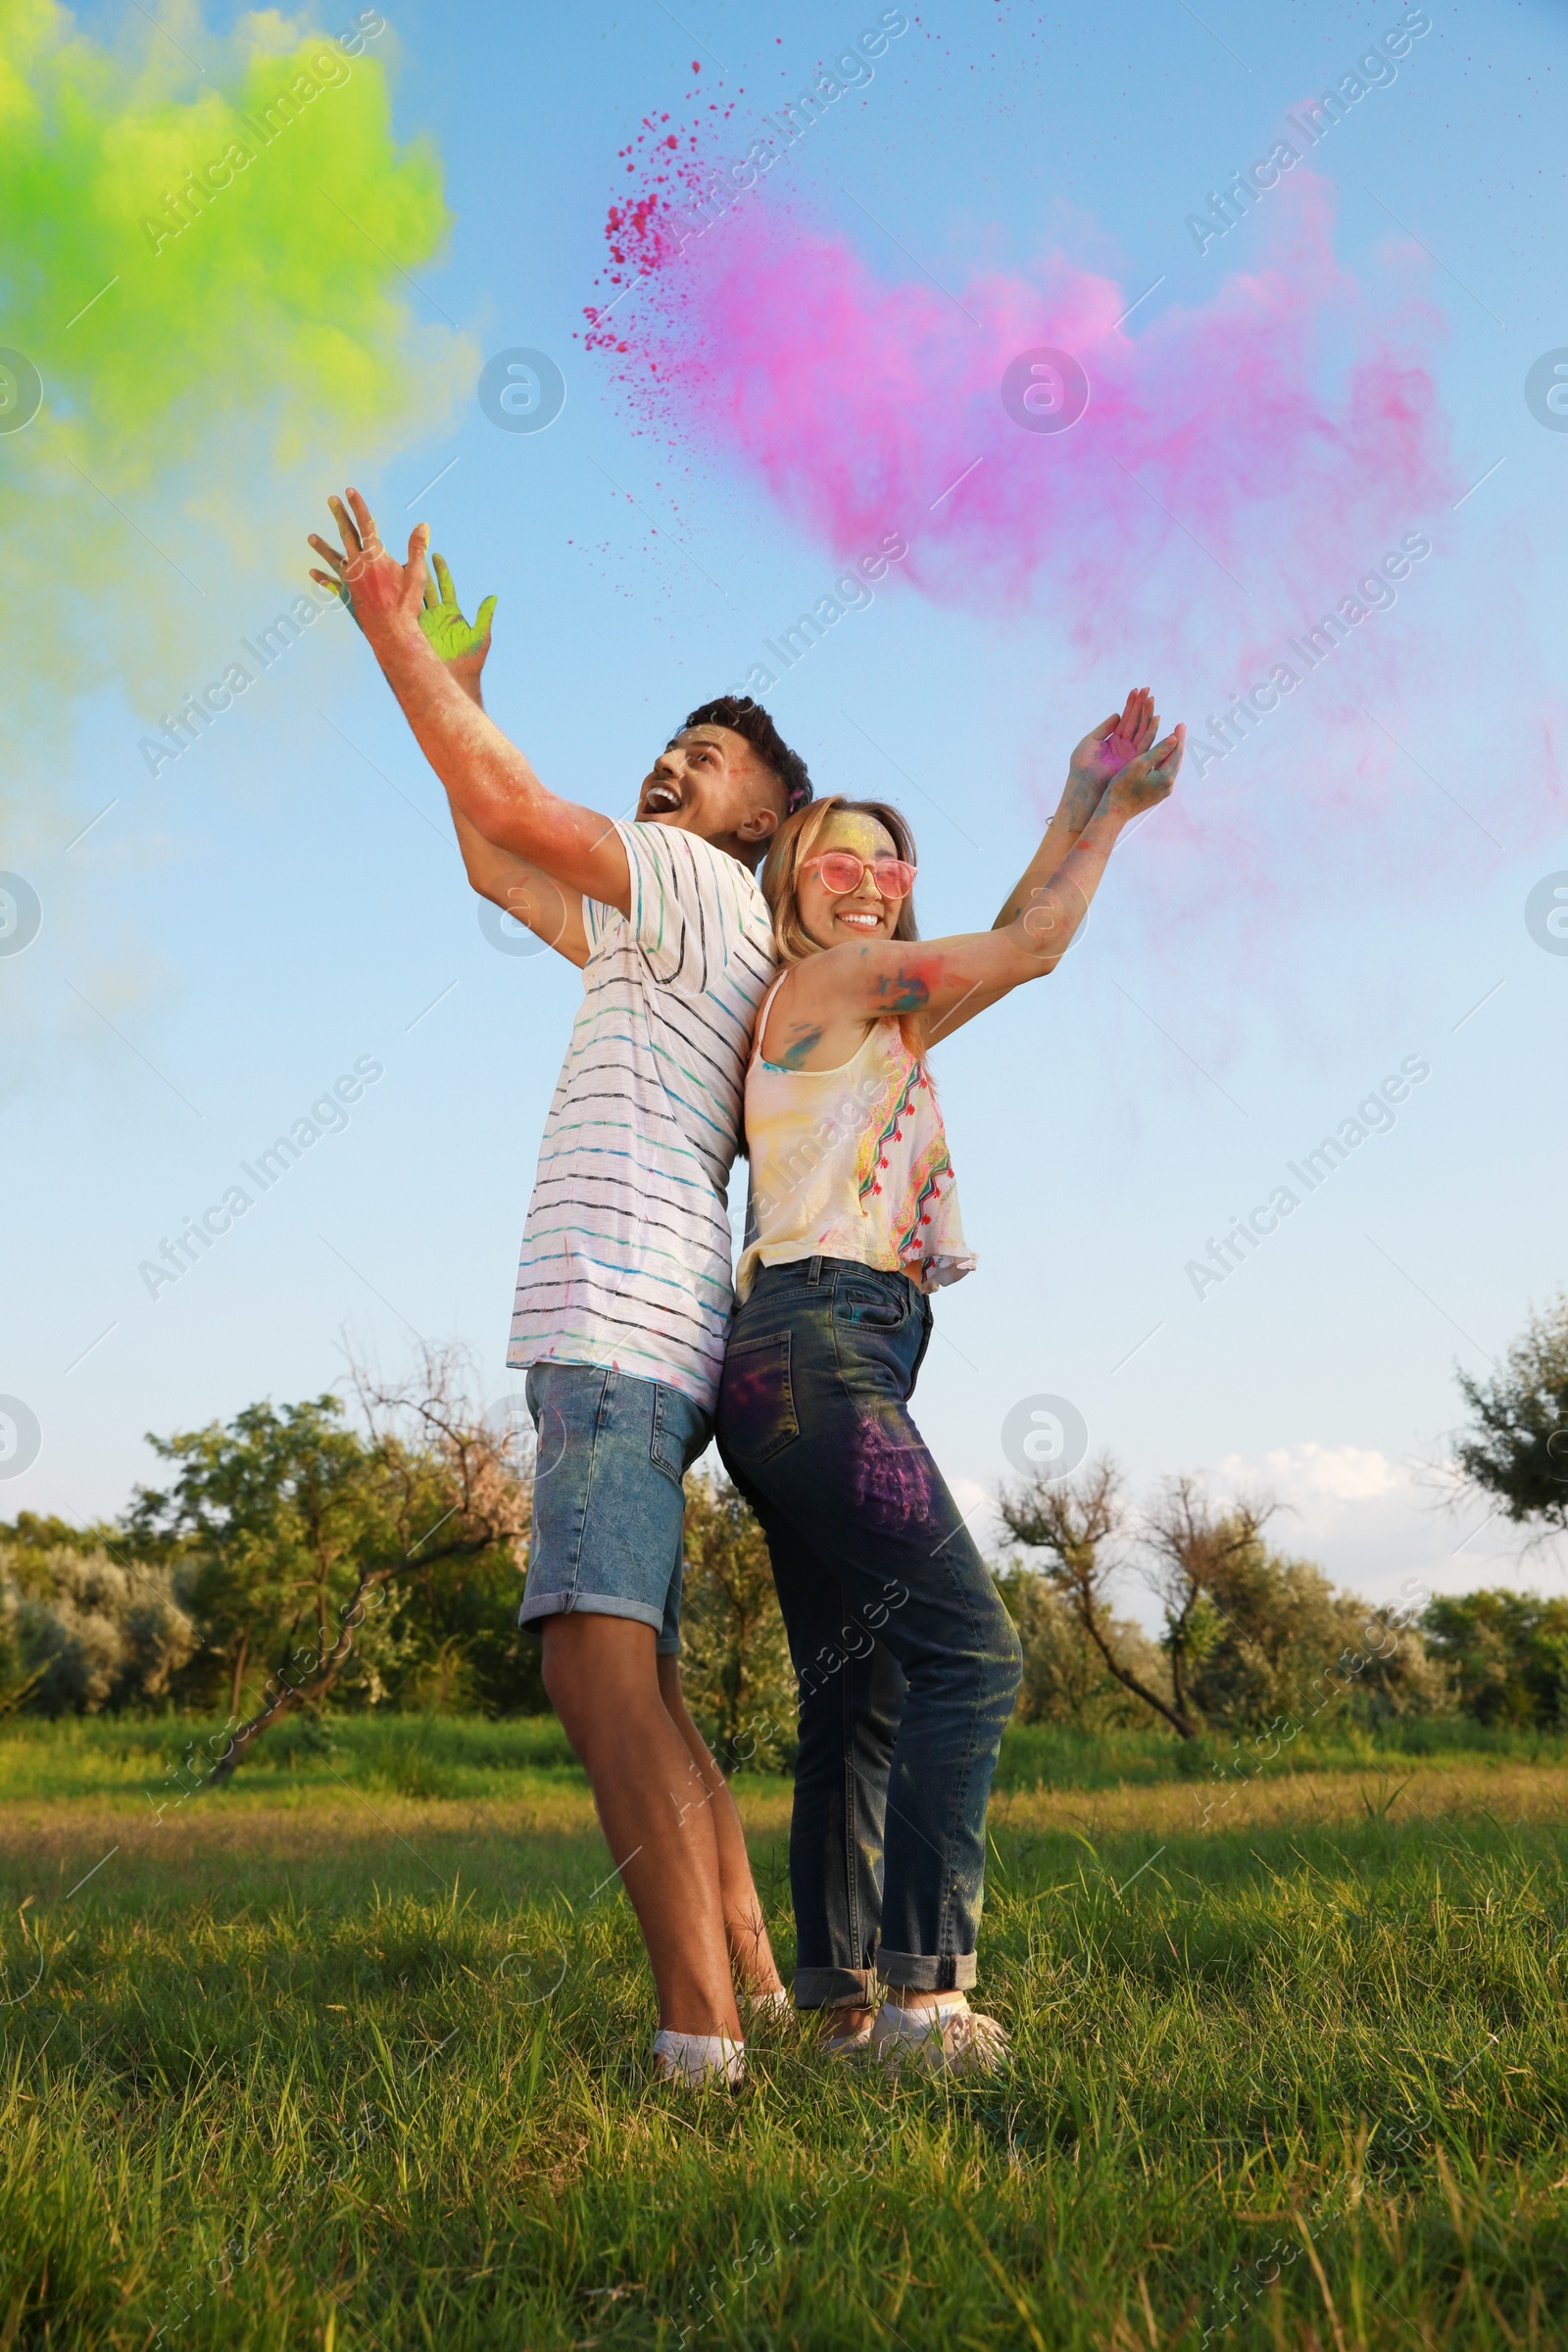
{"left": 998, "top": 1459, "right": 1202, "bottom": 1739}
{"left": 992, "top": 1560, "right": 1172, "bottom": 1731}
{"left": 677, "top": 1471, "right": 797, "bottom": 1773}
{"left": 1141, "top": 1477, "right": 1275, "bottom": 1731}
{"left": 1178, "top": 1521, "right": 1449, "bottom": 1730}
{"left": 1453, "top": 1294, "right": 1568, "bottom": 1533}
{"left": 126, "top": 1395, "right": 379, "bottom": 1727}
{"left": 0, "top": 1512, "right": 128, "bottom": 1583}
{"left": 1421, "top": 1591, "right": 1568, "bottom": 1728}
{"left": 999, "top": 1462, "right": 1451, "bottom": 1740}
{"left": 127, "top": 1348, "right": 531, "bottom": 1781}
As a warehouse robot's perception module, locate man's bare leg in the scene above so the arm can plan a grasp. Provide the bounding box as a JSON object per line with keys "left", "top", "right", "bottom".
{"left": 657, "top": 1656, "right": 785, "bottom": 1999}
{"left": 541, "top": 1616, "right": 741, "bottom": 2037}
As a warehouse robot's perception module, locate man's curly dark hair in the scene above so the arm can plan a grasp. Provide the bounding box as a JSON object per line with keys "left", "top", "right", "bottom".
{"left": 677, "top": 697, "right": 813, "bottom": 815}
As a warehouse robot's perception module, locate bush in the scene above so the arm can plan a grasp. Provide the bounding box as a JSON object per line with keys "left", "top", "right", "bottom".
{"left": 1189, "top": 1537, "right": 1453, "bottom": 1730}
{"left": 0, "top": 1537, "right": 197, "bottom": 1715}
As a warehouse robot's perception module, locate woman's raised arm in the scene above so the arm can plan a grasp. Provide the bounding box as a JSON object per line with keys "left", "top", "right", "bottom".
{"left": 773, "top": 727, "right": 1184, "bottom": 1054}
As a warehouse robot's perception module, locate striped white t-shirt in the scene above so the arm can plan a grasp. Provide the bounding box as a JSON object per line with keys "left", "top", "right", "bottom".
{"left": 507, "top": 820, "right": 777, "bottom": 1412}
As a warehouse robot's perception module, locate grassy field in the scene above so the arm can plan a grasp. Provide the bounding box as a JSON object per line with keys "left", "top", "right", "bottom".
{"left": 2, "top": 1715, "right": 1566, "bottom": 2349}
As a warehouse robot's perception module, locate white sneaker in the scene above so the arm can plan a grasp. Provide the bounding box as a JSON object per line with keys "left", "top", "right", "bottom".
{"left": 869, "top": 1993, "right": 1009, "bottom": 2077}
{"left": 651, "top": 2030, "right": 745, "bottom": 2088}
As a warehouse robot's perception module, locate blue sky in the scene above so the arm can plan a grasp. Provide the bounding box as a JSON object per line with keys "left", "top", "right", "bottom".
{"left": 5, "top": 0, "right": 1566, "bottom": 1623}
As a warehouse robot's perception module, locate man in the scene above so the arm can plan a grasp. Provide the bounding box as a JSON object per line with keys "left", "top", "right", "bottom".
{"left": 309, "top": 490, "right": 810, "bottom": 2085}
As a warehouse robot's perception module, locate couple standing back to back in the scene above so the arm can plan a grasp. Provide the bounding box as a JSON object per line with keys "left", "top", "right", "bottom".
{"left": 310, "top": 489, "right": 1184, "bottom": 2086}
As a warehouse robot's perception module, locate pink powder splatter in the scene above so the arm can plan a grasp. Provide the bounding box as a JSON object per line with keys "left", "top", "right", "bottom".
{"left": 583, "top": 135, "right": 1564, "bottom": 1008}
{"left": 592, "top": 162, "right": 1455, "bottom": 681}
{"left": 588, "top": 74, "right": 747, "bottom": 346}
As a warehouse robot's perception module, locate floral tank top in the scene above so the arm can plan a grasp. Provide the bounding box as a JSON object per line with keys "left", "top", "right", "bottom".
{"left": 735, "top": 976, "right": 977, "bottom": 1302}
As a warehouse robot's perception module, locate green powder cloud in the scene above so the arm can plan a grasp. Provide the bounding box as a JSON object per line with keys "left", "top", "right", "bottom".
{"left": 0, "top": 0, "right": 473, "bottom": 818}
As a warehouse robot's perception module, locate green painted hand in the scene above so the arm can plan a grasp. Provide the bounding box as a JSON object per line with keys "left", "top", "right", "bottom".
{"left": 417, "top": 553, "right": 496, "bottom": 692}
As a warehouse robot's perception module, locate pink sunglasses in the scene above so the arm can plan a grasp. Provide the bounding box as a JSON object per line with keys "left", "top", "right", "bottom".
{"left": 800, "top": 850, "right": 917, "bottom": 899}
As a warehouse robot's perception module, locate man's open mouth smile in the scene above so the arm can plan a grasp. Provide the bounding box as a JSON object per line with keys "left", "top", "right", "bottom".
{"left": 642, "top": 779, "right": 682, "bottom": 814}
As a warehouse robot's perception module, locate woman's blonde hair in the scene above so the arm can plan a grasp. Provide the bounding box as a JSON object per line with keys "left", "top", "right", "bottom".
{"left": 760, "top": 796, "right": 919, "bottom": 965}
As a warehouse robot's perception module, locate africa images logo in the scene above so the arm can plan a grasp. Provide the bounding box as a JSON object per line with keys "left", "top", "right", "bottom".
{"left": 137, "top": 1057, "right": 383, "bottom": 1299}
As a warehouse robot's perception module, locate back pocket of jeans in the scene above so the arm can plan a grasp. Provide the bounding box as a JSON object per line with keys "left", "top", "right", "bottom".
{"left": 717, "top": 1330, "right": 799, "bottom": 1463}
{"left": 833, "top": 1279, "right": 906, "bottom": 1331}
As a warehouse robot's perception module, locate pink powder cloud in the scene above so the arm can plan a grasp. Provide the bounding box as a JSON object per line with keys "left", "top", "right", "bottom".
{"left": 585, "top": 154, "right": 1562, "bottom": 1001}
{"left": 594, "top": 167, "right": 1455, "bottom": 672}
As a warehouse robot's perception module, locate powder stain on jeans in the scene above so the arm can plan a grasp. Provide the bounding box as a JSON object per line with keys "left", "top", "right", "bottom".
{"left": 851, "top": 1411, "right": 937, "bottom": 1529}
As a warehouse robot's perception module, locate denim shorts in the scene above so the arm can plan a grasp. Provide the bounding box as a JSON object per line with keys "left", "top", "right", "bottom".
{"left": 517, "top": 1363, "right": 712, "bottom": 1655}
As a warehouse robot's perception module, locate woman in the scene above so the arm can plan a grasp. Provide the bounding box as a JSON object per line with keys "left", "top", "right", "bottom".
{"left": 716, "top": 696, "right": 1183, "bottom": 2073}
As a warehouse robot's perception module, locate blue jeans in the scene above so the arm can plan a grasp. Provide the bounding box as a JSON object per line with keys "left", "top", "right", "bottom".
{"left": 518, "top": 1364, "right": 712, "bottom": 1655}
{"left": 717, "top": 1257, "right": 1022, "bottom": 2003}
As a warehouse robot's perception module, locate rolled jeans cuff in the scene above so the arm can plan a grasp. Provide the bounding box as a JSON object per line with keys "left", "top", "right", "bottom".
{"left": 792, "top": 1964, "right": 878, "bottom": 2011}
{"left": 876, "top": 1946, "right": 978, "bottom": 1993}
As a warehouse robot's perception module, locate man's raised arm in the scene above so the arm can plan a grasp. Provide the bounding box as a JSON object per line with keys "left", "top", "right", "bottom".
{"left": 399, "top": 551, "right": 589, "bottom": 965}
{"left": 309, "top": 487, "right": 631, "bottom": 918}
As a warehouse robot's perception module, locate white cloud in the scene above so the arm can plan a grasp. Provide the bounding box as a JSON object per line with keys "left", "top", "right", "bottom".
{"left": 1216, "top": 1441, "right": 1411, "bottom": 1517}
{"left": 958, "top": 1436, "right": 1567, "bottom": 1627}
{"left": 1209, "top": 1441, "right": 1568, "bottom": 1611}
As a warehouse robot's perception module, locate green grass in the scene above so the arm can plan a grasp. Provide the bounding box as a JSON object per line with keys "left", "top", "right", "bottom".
{"left": 992, "top": 1714, "right": 1568, "bottom": 1792}
{"left": 6, "top": 1708, "right": 1564, "bottom": 1809}
{"left": 3, "top": 1721, "right": 1566, "bottom": 2347}
{"left": 0, "top": 1711, "right": 583, "bottom": 1806}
